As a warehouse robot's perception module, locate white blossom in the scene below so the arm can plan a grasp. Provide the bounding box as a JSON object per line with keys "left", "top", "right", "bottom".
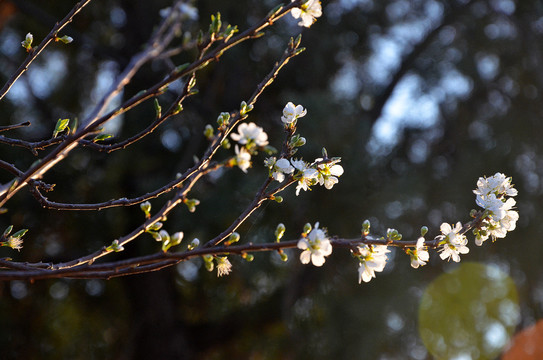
{"left": 290, "top": 0, "right": 322, "bottom": 28}
{"left": 230, "top": 122, "right": 269, "bottom": 147}
{"left": 234, "top": 145, "right": 252, "bottom": 173}
{"left": 473, "top": 173, "right": 518, "bottom": 242}
{"left": 281, "top": 102, "right": 307, "bottom": 126}
{"left": 356, "top": 244, "right": 390, "bottom": 283}
{"left": 473, "top": 172, "right": 517, "bottom": 198}
{"left": 437, "top": 222, "right": 469, "bottom": 262}
{"left": 272, "top": 158, "right": 295, "bottom": 182}
{"left": 216, "top": 256, "right": 232, "bottom": 277}
{"left": 409, "top": 237, "right": 429, "bottom": 269}
{"left": 291, "top": 159, "right": 319, "bottom": 195}
{"left": 314, "top": 158, "right": 344, "bottom": 190}
{"left": 297, "top": 223, "right": 332, "bottom": 266}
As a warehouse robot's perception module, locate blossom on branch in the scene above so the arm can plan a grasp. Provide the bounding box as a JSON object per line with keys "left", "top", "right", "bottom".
{"left": 230, "top": 122, "right": 269, "bottom": 148}
{"left": 234, "top": 145, "right": 252, "bottom": 173}
{"left": 291, "top": 0, "right": 322, "bottom": 28}
{"left": 265, "top": 157, "right": 295, "bottom": 182}
{"left": 291, "top": 159, "right": 319, "bottom": 195}
{"left": 356, "top": 244, "right": 390, "bottom": 283}
{"left": 297, "top": 223, "right": 332, "bottom": 266}
{"left": 315, "top": 158, "right": 344, "bottom": 190}
{"left": 216, "top": 256, "right": 232, "bottom": 277}
{"left": 281, "top": 102, "right": 307, "bottom": 126}
{"left": 473, "top": 172, "right": 518, "bottom": 244}
{"left": 437, "top": 222, "right": 469, "bottom": 262}
{"left": 408, "top": 237, "right": 429, "bottom": 268}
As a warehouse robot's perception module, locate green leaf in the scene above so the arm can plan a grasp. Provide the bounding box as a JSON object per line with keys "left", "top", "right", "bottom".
{"left": 11, "top": 229, "right": 28, "bottom": 239}
{"left": 93, "top": 134, "right": 113, "bottom": 142}
{"left": 53, "top": 118, "right": 70, "bottom": 138}
{"left": 154, "top": 98, "right": 162, "bottom": 118}
{"left": 3, "top": 225, "right": 13, "bottom": 238}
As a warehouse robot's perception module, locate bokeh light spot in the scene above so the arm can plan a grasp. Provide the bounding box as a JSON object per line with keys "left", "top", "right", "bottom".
{"left": 419, "top": 262, "right": 519, "bottom": 359}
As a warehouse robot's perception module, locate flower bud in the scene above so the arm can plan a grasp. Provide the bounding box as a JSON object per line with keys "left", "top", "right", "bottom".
{"left": 147, "top": 221, "right": 162, "bottom": 231}
{"left": 140, "top": 201, "right": 151, "bottom": 217}
{"left": 171, "top": 232, "right": 184, "bottom": 246}
{"left": 420, "top": 226, "right": 428, "bottom": 237}
{"left": 106, "top": 240, "right": 124, "bottom": 252}
{"left": 204, "top": 124, "right": 214, "bottom": 139}
{"left": 188, "top": 238, "right": 200, "bottom": 250}
{"left": 58, "top": 35, "right": 73, "bottom": 44}
{"left": 184, "top": 198, "right": 200, "bottom": 213}
{"left": 275, "top": 223, "right": 286, "bottom": 242}
{"left": 362, "top": 219, "right": 371, "bottom": 236}
{"left": 21, "top": 33, "right": 33, "bottom": 51}
{"left": 225, "top": 232, "right": 240, "bottom": 246}
{"left": 242, "top": 253, "right": 254, "bottom": 262}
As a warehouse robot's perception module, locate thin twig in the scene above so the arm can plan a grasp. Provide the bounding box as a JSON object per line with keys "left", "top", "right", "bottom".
{"left": 0, "top": 0, "right": 93, "bottom": 101}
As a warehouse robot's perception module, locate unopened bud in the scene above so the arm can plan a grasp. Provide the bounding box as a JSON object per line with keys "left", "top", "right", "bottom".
{"left": 275, "top": 223, "right": 286, "bottom": 242}
{"left": 188, "top": 238, "right": 200, "bottom": 250}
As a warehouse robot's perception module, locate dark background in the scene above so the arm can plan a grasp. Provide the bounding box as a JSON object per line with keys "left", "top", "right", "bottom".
{"left": 0, "top": 0, "right": 542, "bottom": 358}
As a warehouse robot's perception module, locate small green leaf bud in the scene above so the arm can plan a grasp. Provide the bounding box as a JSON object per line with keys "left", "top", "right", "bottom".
{"left": 420, "top": 226, "right": 429, "bottom": 237}
{"left": 57, "top": 35, "right": 73, "bottom": 44}
{"left": 140, "top": 201, "right": 151, "bottom": 218}
{"left": 204, "top": 124, "right": 214, "bottom": 139}
{"left": 154, "top": 98, "right": 162, "bottom": 118}
{"left": 2, "top": 225, "right": 13, "bottom": 238}
{"left": 11, "top": 229, "right": 28, "bottom": 239}
{"left": 53, "top": 118, "right": 70, "bottom": 138}
{"left": 217, "top": 112, "right": 230, "bottom": 126}
{"left": 303, "top": 223, "right": 312, "bottom": 235}
{"left": 242, "top": 253, "right": 254, "bottom": 262}
{"left": 188, "top": 238, "right": 200, "bottom": 250}
{"left": 184, "top": 198, "right": 200, "bottom": 213}
{"left": 220, "top": 138, "right": 231, "bottom": 149}
{"left": 175, "top": 63, "right": 190, "bottom": 74}
{"left": 322, "top": 147, "right": 328, "bottom": 159}
{"left": 280, "top": 252, "right": 288, "bottom": 262}
{"left": 159, "top": 230, "right": 170, "bottom": 242}
{"left": 239, "top": 101, "right": 253, "bottom": 116}
{"left": 203, "top": 254, "right": 214, "bottom": 272}
{"left": 209, "top": 12, "right": 222, "bottom": 35}
{"left": 93, "top": 134, "right": 113, "bottom": 142}
{"left": 272, "top": 196, "right": 283, "bottom": 203}
{"left": 21, "top": 33, "right": 33, "bottom": 51}
{"left": 106, "top": 240, "right": 124, "bottom": 252}
{"left": 362, "top": 219, "right": 371, "bottom": 236}
{"left": 188, "top": 76, "right": 197, "bottom": 90}
{"left": 275, "top": 223, "right": 286, "bottom": 242}
{"left": 171, "top": 232, "right": 184, "bottom": 246}
{"left": 147, "top": 221, "right": 163, "bottom": 232}
{"left": 225, "top": 232, "right": 240, "bottom": 246}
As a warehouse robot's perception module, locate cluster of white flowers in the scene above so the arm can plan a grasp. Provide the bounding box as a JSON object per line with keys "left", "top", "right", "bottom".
{"left": 292, "top": 173, "right": 518, "bottom": 284}
{"left": 356, "top": 244, "right": 390, "bottom": 283}
{"left": 290, "top": 0, "right": 322, "bottom": 28}
{"left": 297, "top": 223, "right": 333, "bottom": 266}
{"left": 473, "top": 172, "right": 519, "bottom": 245}
{"left": 265, "top": 157, "right": 344, "bottom": 195}
{"left": 230, "top": 122, "right": 270, "bottom": 173}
